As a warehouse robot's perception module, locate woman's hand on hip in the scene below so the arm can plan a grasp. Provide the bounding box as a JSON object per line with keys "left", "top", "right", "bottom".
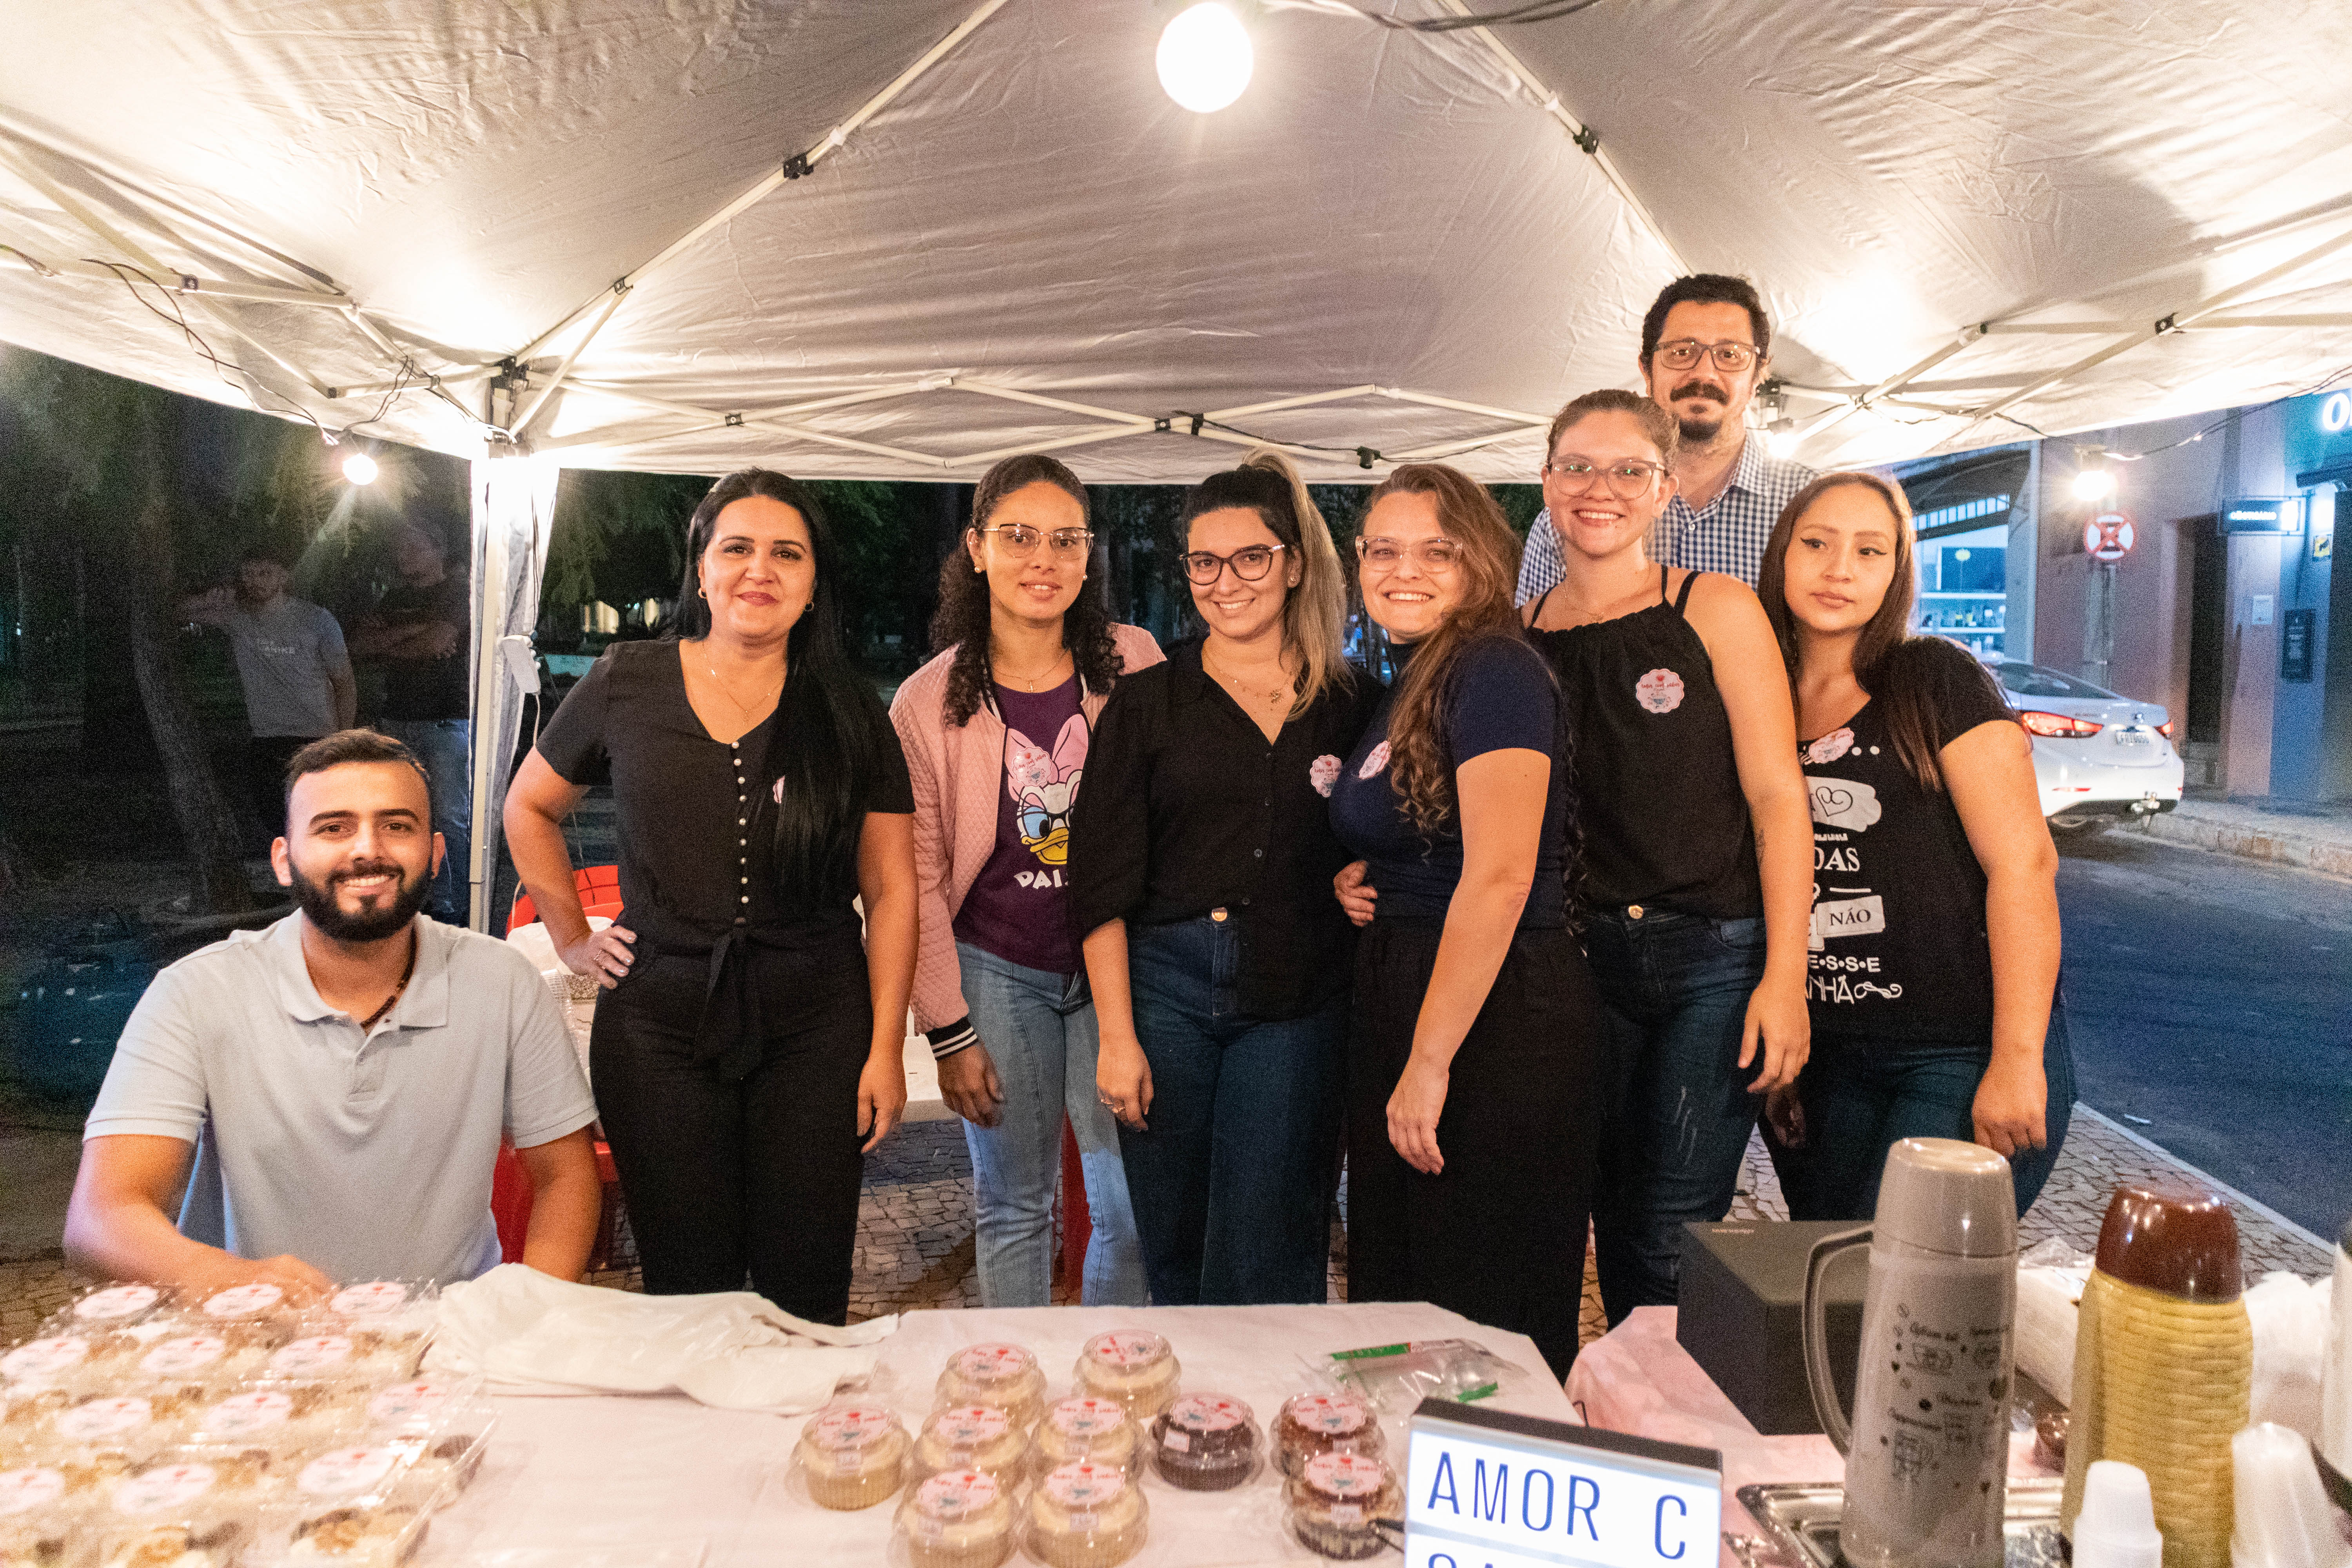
{"left": 1386, "top": 1054, "right": 1450, "bottom": 1175}
{"left": 857, "top": 1049, "right": 907, "bottom": 1152}
{"left": 1971, "top": 1053, "right": 2047, "bottom": 1158}
{"left": 1096, "top": 1032, "right": 1153, "bottom": 1131}
{"left": 1740, "top": 973, "right": 1809, "bottom": 1092}
{"left": 937, "top": 1043, "right": 1004, "bottom": 1129}
{"left": 1334, "top": 860, "right": 1377, "bottom": 927}
{"left": 557, "top": 925, "right": 636, "bottom": 990}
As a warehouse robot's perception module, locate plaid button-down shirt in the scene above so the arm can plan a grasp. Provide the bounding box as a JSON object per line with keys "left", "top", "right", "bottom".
{"left": 1515, "top": 437, "right": 1818, "bottom": 600}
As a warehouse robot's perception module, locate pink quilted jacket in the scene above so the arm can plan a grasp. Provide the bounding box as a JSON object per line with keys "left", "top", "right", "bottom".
{"left": 887, "top": 623, "right": 1164, "bottom": 1032}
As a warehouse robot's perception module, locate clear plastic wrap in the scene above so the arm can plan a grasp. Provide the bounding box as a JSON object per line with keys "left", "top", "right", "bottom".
{"left": 187, "top": 1291, "right": 298, "bottom": 1339}
{"left": 908, "top": 1406, "right": 1027, "bottom": 1489}
{"left": 1317, "top": 1338, "right": 1526, "bottom": 1413}
{"left": 24, "top": 1396, "right": 177, "bottom": 1467}
{"left": 278, "top": 1446, "right": 427, "bottom": 1568}
{"left": 1069, "top": 1332, "right": 1179, "bottom": 1425}
{"left": 1146, "top": 1394, "right": 1259, "bottom": 1492}
{"left": 181, "top": 1387, "right": 366, "bottom": 1455}
{"left": 791, "top": 1404, "right": 907, "bottom": 1511}
{"left": 1029, "top": 1397, "right": 1138, "bottom": 1480}
{"left": 2, "top": 1339, "right": 99, "bottom": 1397}
{"left": 89, "top": 1450, "right": 276, "bottom": 1568}
{"left": 893, "top": 1467, "right": 1016, "bottom": 1568}
{"left": 1024, "top": 1461, "right": 1146, "bottom": 1568}
{"left": 1284, "top": 1452, "right": 1403, "bottom": 1560}
{"left": 931, "top": 1346, "right": 1044, "bottom": 1431}
{"left": 1271, "top": 1391, "right": 1383, "bottom": 1480}
{"left": 46, "top": 1289, "right": 174, "bottom": 1338}
{"left": 301, "top": 1289, "right": 436, "bottom": 1386}
{"left": 0, "top": 1464, "right": 82, "bottom": 1568}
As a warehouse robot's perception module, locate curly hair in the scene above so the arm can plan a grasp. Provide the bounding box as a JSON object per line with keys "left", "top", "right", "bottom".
{"left": 929, "top": 454, "right": 1125, "bottom": 726}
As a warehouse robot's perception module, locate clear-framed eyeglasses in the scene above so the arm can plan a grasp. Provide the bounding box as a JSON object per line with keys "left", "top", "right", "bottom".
{"left": 1542, "top": 457, "right": 1670, "bottom": 498}
{"left": 1654, "top": 338, "right": 1760, "bottom": 373}
{"left": 1180, "top": 543, "right": 1287, "bottom": 585}
{"left": 979, "top": 524, "right": 1094, "bottom": 560}
{"left": 1356, "top": 536, "right": 1463, "bottom": 571}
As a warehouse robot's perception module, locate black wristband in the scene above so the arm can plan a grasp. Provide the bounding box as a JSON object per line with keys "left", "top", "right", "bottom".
{"left": 927, "top": 1017, "right": 977, "bottom": 1061}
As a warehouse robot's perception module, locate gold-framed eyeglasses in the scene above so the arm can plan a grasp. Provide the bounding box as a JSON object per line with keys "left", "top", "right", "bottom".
{"left": 980, "top": 524, "right": 1094, "bottom": 560}
{"left": 1180, "top": 543, "right": 1287, "bottom": 585}
{"left": 1356, "top": 536, "right": 1462, "bottom": 571}
{"left": 1654, "top": 338, "right": 1759, "bottom": 373}
{"left": 1542, "top": 457, "right": 1670, "bottom": 498}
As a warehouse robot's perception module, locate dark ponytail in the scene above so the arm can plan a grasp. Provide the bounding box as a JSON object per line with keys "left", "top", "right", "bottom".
{"left": 675, "top": 468, "right": 894, "bottom": 912}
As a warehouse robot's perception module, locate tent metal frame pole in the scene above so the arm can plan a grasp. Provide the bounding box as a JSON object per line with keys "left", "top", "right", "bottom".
{"left": 504, "top": 0, "right": 1014, "bottom": 368}
{"left": 510, "top": 285, "right": 628, "bottom": 437}
{"left": 953, "top": 423, "right": 1161, "bottom": 467}
{"left": 1377, "top": 386, "right": 1552, "bottom": 425}
{"left": 1201, "top": 385, "right": 1381, "bottom": 421}
{"left": 0, "top": 246, "right": 358, "bottom": 308}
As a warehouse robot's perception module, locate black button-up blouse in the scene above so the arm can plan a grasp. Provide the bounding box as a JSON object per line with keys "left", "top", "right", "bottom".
{"left": 1067, "top": 639, "right": 1383, "bottom": 1019}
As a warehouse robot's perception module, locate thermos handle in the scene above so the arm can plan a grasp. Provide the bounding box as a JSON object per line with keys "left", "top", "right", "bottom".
{"left": 1803, "top": 1225, "right": 1873, "bottom": 1455}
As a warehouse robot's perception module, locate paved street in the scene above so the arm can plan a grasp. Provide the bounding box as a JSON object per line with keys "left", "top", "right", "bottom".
{"left": 2055, "top": 826, "right": 2352, "bottom": 1242}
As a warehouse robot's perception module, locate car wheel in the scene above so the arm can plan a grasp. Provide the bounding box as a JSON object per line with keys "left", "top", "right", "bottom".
{"left": 2047, "top": 815, "right": 2107, "bottom": 839}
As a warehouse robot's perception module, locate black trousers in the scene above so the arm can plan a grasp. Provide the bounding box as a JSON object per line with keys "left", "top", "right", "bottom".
{"left": 1346, "top": 920, "right": 1607, "bottom": 1379}
{"left": 590, "top": 926, "right": 873, "bottom": 1323}
{"left": 248, "top": 734, "right": 317, "bottom": 846}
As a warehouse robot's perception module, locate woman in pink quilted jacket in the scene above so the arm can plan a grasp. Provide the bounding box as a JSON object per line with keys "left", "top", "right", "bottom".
{"left": 887, "top": 454, "right": 1161, "bottom": 1307}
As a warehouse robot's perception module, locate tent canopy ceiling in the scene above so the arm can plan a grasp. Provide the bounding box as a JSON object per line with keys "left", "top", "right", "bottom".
{"left": 4, "top": 0, "right": 2350, "bottom": 482}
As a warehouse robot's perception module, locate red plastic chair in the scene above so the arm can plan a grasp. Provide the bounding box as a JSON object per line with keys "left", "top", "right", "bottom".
{"left": 497, "top": 867, "right": 625, "bottom": 1267}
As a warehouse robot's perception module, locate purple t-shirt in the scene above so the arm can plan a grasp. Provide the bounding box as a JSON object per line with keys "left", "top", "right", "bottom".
{"left": 952, "top": 677, "right": 1087, "bottom": 975}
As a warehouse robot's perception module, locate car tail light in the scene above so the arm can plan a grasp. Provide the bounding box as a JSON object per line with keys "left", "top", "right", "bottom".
{"left": 2156, "top": 720, "right": 2174, "bottom": 739}
{"left": 2019, "top": 710, "right": 2103, "bottom": 739}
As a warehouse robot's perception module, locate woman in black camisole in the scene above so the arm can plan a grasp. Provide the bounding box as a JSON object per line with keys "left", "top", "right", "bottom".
{"left": 1519, "top": 390, "right": 1816, "bottom": 1326}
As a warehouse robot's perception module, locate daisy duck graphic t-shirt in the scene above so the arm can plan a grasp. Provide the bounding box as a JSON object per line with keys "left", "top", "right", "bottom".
{"left": 955, "top": 675, "right": 1087, "bottom": 975}
{"left": 1798, "top": 642, "right": 2016, "bottom": 1042}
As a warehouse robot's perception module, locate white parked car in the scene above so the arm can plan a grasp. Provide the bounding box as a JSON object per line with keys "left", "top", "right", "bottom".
{"left": 1984, "top": 659, "right": 2185, "bottom": 836}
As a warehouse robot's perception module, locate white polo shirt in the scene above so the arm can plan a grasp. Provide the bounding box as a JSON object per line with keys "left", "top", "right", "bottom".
{"left": 87, "top": 913, "right": 598, "bottom": 1284}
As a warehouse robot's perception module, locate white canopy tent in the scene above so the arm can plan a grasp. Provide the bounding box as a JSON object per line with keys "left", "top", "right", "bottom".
{"left": 5, "top": 0, "right": 2352, "bottom": 918}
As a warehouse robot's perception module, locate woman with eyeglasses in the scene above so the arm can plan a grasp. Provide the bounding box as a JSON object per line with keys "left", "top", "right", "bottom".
{"left": 1069, "top": 452, "right": 1379, "bottom": 1305}
{"left": 1518, "top": 388, "right": 1813, "bottom": 1327}
{"left": 887, "top": 454, "right": 1158, "bottom": 1308}
{"left": 1327, "top": 463, "right": 1604, "bottom": 1377}
{"left": 1756, "top": 473, "right": 2071, "bottom": 1220}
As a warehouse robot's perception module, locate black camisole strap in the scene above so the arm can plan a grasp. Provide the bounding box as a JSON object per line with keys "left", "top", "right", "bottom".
{"left": 1528, "top": 581, "right": 1564, "bottom": 625}
{"left": 1671, "top": 566, "right": 1699, "bottom": 615}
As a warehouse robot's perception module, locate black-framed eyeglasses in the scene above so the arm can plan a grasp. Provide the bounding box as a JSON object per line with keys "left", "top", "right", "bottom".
{"left": 1654, "top": 338, "right": 1760, "bottom": 373}
{"left": 1542, "top": 457, "right": 1670, "bottom": 498}
{"left": 979, "top": 524, "right": 1094, "bottom": 560}
{"left": 1180, "top": 543, "right": 1287, "bottom": 585}
{"left": 1356, "top": 536, "right": 1462, "bottom": 571}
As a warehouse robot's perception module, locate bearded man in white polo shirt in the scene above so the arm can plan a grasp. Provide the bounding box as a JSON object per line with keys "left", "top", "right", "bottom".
{"left": 67, "top": 730, "right": 601, "bottom": 1298}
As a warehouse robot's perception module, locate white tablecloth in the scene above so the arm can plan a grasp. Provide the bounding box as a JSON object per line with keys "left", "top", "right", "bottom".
{"left": 424, "top": 1301, "right": 1575, "bottom": 1568}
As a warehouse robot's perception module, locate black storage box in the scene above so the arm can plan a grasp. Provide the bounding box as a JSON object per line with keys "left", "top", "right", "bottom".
{"left": 1675, "top": 1219, "right": 1868, "bottom": 1435}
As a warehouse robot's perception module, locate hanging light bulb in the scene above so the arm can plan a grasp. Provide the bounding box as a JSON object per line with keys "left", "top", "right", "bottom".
{"left": 1765, "top": 419, "right": 1797, "bottom": 459}
{"left": 341, "top": 452, "right": 379, "bottom": 486}
{"left": 1157, "top": 3, "right": 1253, "bottom": 113}
{"left": 2070, "top": 452, "right": 2114, "bottom": 503}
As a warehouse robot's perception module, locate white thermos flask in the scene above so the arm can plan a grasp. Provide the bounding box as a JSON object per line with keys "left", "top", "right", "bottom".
{"left": 1802, "top": 1138, "right": 2020, "bottom": 1568}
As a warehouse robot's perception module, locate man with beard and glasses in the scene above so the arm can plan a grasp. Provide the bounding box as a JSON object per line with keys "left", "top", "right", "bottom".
{"left": 1518, "top": 275, "right": 1817, "bottom": 600}
{"left": 67, "top": 731, "right": 600, "bottom": 1298}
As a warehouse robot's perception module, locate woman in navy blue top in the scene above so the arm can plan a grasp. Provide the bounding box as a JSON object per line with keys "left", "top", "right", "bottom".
{"left": 1327, "top": 463, "right": 1605, "bottom": 1378}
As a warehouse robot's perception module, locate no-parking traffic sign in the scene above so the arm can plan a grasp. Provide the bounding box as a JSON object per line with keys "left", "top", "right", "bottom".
{"left": 2084, "top": 510, "right": 2136, "bottom": 562}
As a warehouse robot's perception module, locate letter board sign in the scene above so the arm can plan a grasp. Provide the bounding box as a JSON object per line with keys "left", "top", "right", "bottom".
{"left": 1404, "top": 1400, "right": 1722, "bottom": 1568}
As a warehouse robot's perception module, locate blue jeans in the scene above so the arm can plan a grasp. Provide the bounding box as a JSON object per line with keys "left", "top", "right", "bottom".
{"left": 1119, "top": 916, "right": 1347, "bottom": 1306}
{"left": 380, "top": 718, "right": 472, "bottom": 924}
{"left": 1586, "top": 907, "right": 1769, "bottom": 1325}
{"left": 956, "top": 942, "right": 1147, "bottom": 1308}
{"left": 1768, "top": 1005, "right": 2078, "bottom": 1221}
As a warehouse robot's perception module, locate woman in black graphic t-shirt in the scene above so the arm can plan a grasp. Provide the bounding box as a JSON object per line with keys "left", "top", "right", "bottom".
{"left": 1757, "top": 472, "right": 2074, "bottom": 1220}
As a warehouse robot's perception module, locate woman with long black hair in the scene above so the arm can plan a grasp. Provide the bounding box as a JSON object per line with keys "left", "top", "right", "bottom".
{"left": 1757, "top": 472, "right": 2073, "bottom": 1218}
{"left": 889, "top": 454, "right": 1160, "bottom": 1308}
{"left": 504, "top": 468, "right": 916, "bottom": 1323}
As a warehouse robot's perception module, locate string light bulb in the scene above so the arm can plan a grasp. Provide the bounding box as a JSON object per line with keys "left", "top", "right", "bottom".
{"left": 341, "top": 452, "right": 379, "bottom": 486}
{"left": 2070, "top": 450, "right": 2114, "bottom": 503}
{"left": 1157, "top": 3, "right": 1253, "bottom": 113}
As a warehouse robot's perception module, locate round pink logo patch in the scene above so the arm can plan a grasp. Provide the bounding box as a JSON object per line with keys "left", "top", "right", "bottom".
{"left": 1802, "top": 727, "right": 1855, "bottom": 766}
{"left": 1634, "top": 668, "right": 1686, "bottom": 715}
{"left": 1309, "top": 754, "right": 1341, "bottom": 797}
{"left": 1356, "top": 741, "right": 1392, "bottom": 780}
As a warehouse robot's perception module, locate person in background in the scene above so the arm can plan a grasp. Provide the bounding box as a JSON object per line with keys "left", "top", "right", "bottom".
{"left": 505, "top": 469, "right": 915, "bottom": 1324}
{"left": 1328, "top": 463, "right": 1603, "bottom": 1378}
{"left": 1758, "top": 472, "right": 2073, "bottom": 1218}
{"left": 69, "top": 730, "right": 601, "bottom": 1294}
{"left": 352, "top": 524, "right": 472, "bottom": 924}
{"left": 1518, "top": 274, "right": 1817, "bottom": 600}
{"left": 889, "top": 455, "right": 1158, "bottom": 1308}
{"left": 1074, "top": 451, "right": 1378, "bottom": 1306}
{"left": 183, "top": 549, "right": 357, "bottom": 848}
{"left": 1520, "top": 389, "right": 1813, "bottom": 1326}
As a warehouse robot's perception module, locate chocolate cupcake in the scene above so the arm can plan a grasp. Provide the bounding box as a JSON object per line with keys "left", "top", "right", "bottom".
{"left": 1148, "top": 1394, "right": 1258, "bottom": 1491}
{"left": 1273, "top": 1392, "right": 1383, "bottom": 1479}
{"left": 1287, "top": 1452, "right": 1402, "bottom": 1560}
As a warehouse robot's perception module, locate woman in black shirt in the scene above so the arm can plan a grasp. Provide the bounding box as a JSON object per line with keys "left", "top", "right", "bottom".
{"left": 503, "top": 469, "right": 917, "bottom": 1322}
{"left": 1757, "top": 472, "right": 2072, "bottom": 1219}
{"left": 1074, "top": 452, "right": 1378, "bottom": 1304}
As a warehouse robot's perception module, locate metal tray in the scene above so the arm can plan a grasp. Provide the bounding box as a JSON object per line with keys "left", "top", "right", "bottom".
{"left": 1730, "top": 1478, "right": 2066, "bottom": 1568}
